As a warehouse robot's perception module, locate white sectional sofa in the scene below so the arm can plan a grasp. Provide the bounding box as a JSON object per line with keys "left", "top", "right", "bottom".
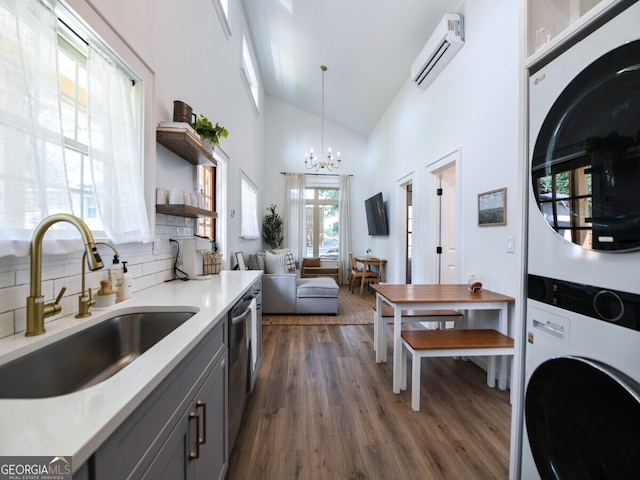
{"left": 248, "top": 252, "right": 339, "bottom": 315}
{"left": 261, "top": 274, "right": 339, "bottom": 315}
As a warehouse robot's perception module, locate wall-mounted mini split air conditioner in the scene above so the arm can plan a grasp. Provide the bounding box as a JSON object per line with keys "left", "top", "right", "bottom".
{"left": 411, "top": 13, "right": 464, "bottom": 89}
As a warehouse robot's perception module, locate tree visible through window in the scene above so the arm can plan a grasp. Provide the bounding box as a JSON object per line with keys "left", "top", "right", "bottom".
{"left": 305, "top": 187, "right": 339, "bottom": 259}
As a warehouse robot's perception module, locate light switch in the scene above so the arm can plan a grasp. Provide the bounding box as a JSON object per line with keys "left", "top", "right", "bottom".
{"left": 506, "top": 235, "right": 515, "bottom": 253}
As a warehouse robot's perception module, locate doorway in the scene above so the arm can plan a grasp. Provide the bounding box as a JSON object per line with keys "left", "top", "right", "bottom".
{"left": 406, "top": 183, "right": 413, "bottom": 284}
{"left": 427, "top": 151, "right": 458, "bottom": 284}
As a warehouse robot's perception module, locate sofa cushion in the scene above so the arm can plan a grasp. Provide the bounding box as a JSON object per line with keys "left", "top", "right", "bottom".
{"left": 297, "top": 277, "right": 339, "bottom": 298}
{"left": 248, "top": 252, "right": 265, "bottom": 270}
{"left": 264, "top": 251, "right": 288, "bottom": 274}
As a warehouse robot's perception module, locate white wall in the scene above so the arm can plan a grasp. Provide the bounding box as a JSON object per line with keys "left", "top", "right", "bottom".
{"left": 87, "top": 0, "right": 266, "bottom": 260}
{"left": 362, "top": 2, "right": 524, "bottom": 474}
{"left": 262, "top": 96, "right": 368, "bottom": 244}
{"left": 363, "top": 0, "right": 522, "bottom": 300}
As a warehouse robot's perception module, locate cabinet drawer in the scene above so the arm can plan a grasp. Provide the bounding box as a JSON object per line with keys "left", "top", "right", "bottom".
{"left": 93, "top": 319, "right": 227, "bottom": 478}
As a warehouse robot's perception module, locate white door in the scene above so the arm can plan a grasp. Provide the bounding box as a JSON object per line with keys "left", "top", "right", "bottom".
{"left": 427, "top": 150, "right": 458, "bottom": 285}
{"left": 440, "top": 165, "right": 456, "bottom": 283}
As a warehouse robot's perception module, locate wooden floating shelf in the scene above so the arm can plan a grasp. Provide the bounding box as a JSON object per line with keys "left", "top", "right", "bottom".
{"left": 156, "top": 129, "right": 216, "bottom": 166}
{"left": 156, "top": 204, "right": 218, "bottom": 219}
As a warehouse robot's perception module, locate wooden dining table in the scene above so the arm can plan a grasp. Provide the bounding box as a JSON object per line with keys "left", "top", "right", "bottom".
{"left": 371, "top": 283, "right": 515, "bottom": 394}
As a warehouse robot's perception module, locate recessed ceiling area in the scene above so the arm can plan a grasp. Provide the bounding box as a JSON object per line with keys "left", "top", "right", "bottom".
{"left": 241, "top": 0, "right": 463, "bottom": 136}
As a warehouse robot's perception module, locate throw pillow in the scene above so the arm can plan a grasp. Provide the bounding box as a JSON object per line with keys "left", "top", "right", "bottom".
{"left": 247, "top": 254, "right": 259, "bottom": 270}
{"left": 303, "top": 257, "right": 320, "bottom": 267}
{"left": 264, "top": 251, "right": 288, "bottom": 274}
{"left": 255, "top": 252, "right": 265, "bottom": 270}
{"left": 285, "top": 252, "right": 296, "bottom": 272}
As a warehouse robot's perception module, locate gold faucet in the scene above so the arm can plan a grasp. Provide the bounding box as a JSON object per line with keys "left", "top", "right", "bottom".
{"left": 76, "top": 242, "right": 119, "bottom": 318}
{"left": 26, "top": 214, "right": 104, "bottom": 336}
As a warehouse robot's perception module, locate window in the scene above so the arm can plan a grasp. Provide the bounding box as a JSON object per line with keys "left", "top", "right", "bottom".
{"left": 536, "top": 168, "right": 592, "bottom": 247}
{"left": 241, "top": 33, "right": 259, "bottom": 113}
{"left": 58, "top": 18, "right": 147, "bottom": 242}
{"left": 305, "top": 187, "right": 339, "bottom": 259}
{"left": 240, "top": 171, "right": 259, "bottom": 239}
{"left": 212, "top": 0, "right": 231, "bottom": 39}
{"left": 0, "top": 0, "right": 150, "bottom": 256}
{"left": 58, "top": 23, "right": 98, "bottom": 232}
{"left": 196, "top": 165, "right": 216, "bottom": 239}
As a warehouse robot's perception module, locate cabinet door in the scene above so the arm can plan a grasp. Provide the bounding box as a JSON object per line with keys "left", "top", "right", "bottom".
{"left": 193, "top": 353, "right": 228, "bottom": 480}
{"left": 93, "top": 320, "right": 226, "bottom": 479}
{"left": 141, "top": 404, "right": 191, "bottom": 480}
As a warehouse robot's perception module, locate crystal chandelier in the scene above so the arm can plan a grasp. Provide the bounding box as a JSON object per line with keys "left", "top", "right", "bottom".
{"left": 304, "top": 65, "right": 341, "bottom": 171}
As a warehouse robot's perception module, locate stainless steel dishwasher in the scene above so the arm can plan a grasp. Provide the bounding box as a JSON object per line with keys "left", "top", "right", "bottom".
{"left": 228, "top": 292, "right": 253, "bottom": 451}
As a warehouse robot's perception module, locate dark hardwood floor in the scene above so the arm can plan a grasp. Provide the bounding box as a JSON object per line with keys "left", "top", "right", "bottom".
{"left": 227, "top": 323, "right": 511, "bottom": 479}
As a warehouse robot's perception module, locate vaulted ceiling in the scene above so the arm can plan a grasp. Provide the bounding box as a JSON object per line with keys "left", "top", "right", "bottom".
{"left": 241, "top": 0, "right": 463, "bottom": 136}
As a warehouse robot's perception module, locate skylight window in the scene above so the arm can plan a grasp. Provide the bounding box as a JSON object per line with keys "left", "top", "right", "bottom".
{"left": 212, "top": 0, "right": 231, "bottom": 38}
{"left": 241, "top": 33, "right": 260, "bottom": 114}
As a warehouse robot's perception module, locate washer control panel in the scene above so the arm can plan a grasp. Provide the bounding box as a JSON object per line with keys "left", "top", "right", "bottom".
{"left": 528, "top": 274, "right": 640, "bottom": 332}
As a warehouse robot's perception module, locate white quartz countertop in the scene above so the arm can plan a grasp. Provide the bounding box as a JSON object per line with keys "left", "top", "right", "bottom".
{"left": 0, "top": 270, "right": 261, "bottom": 469}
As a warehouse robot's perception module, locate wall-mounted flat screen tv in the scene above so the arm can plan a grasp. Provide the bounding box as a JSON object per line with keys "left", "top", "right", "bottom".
{"left": 365, "top": 192, "right": 389, "bottom": 236}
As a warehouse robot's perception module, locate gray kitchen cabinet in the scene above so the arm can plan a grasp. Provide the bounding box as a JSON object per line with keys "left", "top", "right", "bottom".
{"left": 91, "top": 317, "right": 228, "bottom": 479}
{"left": 72, "top": 462, "right": 89, "bottom": 480}
{"left": 141, "top": 352, "right": 227, "bottom": 480}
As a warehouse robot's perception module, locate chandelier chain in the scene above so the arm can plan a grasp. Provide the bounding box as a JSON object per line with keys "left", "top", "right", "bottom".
{"left": 304, "top": 65, "right": 341, "bottom": 172}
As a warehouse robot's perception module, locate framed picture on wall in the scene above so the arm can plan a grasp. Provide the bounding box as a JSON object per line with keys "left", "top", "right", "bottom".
{"left": 478, "top": 188, "right": 507, "bottom": 226}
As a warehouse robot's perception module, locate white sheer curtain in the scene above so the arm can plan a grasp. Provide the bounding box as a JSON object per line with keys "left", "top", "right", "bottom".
{"left": 0, "top": 0, "right": 77, "bottom": 257}
{"left": 338, "top": 174, "right": 352, "bottom": 284}
{"left": 0, "top": 1, "right": 151, "bottom": 257}
{"left": 87, "top": 45, "right": 150, "bottom": 244}
{"left": 284, "top": 173, "right": 305, "bottom": 261}
{"left": 240, "top": 172, "right": 259, "bottom": 239}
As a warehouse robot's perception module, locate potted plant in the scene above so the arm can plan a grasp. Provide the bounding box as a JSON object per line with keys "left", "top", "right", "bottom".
{"left": 262, "top": 204, "right": 283, "bottom": 249}
{"left": 194, "top": 115, "right": 229, "bottom": 154}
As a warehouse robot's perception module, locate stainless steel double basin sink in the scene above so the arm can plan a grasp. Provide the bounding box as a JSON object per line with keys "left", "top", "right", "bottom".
{"left": 0, "top": 310, "right": 196, "bottom": 399}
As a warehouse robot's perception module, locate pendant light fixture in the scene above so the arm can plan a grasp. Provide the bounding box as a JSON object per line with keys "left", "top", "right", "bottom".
{"left": 304, "top": 65, "right": 341, "bottom": 171}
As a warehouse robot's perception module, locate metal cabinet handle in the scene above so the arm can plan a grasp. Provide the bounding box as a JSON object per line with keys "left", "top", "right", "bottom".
{"left": 196, "top": 400, "right": 207, "bottom": 445}
{"left": 189, "top": 411, "right": 200, "bottom": 460}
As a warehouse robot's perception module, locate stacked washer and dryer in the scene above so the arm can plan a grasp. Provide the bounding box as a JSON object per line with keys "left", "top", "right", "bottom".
{"left": 523, "top": 1, "right": 640, "bottom": 478}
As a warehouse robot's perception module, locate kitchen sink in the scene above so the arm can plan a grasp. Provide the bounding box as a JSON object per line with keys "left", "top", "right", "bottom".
{"left": 0, "top": 311, "right": 195, "bottom": 399}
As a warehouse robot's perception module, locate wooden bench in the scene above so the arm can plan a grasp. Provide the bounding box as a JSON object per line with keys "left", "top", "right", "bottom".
{"left": 302, "top": 266, "right": 340, "bottom": 281}
{"left": 401, "top": 329, "right": 515, "bottom": 411}
{"left": 301, "top": 258, "right": 339, "bottom": 281}
{"left": 373, "top": 304, "right": 463, "bottom": 357}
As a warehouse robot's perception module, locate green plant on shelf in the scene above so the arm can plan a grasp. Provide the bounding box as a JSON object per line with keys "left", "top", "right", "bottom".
{"left": 194, "top": 115, "right": 229, "bottom": 147}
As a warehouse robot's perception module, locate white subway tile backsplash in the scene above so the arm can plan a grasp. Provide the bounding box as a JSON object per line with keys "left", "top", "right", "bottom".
{"left": 0, "top": 283, "right": 30, "bottom": 313}
{"left": 15, "top": 268, "right": 30, "bottom": 287}
{"left": 0, "top": 214, "right": 194, "bottom": 338}
{"left": 0, "top": 312, "right": 13, "bottom": 339}
{"left": 14, "top": 308, "right": 26, "bottom": 334}
{"left": 0, "top": 271, "right": 15, "bottom": 289}
{"left": 135, "top": 273, "right": 156, "bottom": 291}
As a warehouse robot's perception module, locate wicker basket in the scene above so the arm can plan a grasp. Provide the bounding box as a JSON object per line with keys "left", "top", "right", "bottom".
{"left": 203, "top": 252, "right": 222, "bottom": 275}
